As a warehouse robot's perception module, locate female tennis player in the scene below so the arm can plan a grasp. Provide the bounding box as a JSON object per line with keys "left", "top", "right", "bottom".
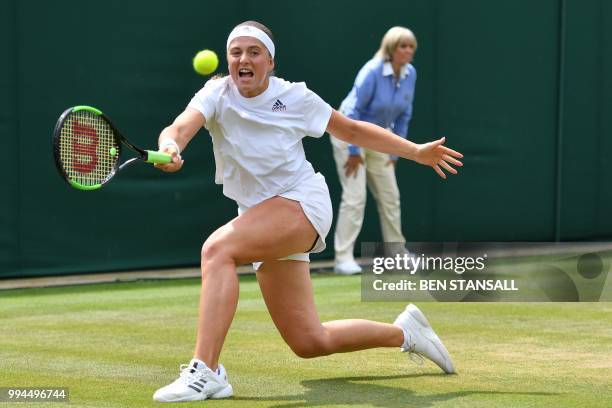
{"left": 152, "top": 21, "right": 463, "bottom": 402}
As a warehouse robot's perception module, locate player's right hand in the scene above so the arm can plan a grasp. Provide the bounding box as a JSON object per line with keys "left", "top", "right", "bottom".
{"left": 154, "top": 146, "right": 184, "bottom": 173}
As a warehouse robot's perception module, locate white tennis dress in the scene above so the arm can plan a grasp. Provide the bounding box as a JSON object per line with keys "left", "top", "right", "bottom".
{"left": 187, "top": 76, "right": 333, "bottom": 267}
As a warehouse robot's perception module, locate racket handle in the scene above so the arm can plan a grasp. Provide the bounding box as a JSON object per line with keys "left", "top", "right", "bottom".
{"left": 145, "top": 150, "right": 173, "bottom": 164}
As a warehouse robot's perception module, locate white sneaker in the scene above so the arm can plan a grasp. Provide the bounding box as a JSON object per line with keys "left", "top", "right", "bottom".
{"left": 153, "top": 359, "right": 233, "bottom": 402}
{"left": 334, "top": 260, "right": 363, "bottom": 275}
{"left": 393, "top": 304, "right": 455, "bottom": 374}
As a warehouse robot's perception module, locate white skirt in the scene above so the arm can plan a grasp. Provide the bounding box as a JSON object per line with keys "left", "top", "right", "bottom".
{"left": 237, "top": 172, "right": 333, "bottom": 270}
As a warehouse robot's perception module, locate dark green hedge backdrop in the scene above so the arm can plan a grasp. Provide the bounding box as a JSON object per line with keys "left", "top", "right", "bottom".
{"left": 1, "top": 0, "right": 610, "bottom": 278}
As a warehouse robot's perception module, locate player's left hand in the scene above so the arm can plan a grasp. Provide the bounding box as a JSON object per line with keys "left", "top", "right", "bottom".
{"left": 414, "top": 137, "right": 463, "bottom": 179}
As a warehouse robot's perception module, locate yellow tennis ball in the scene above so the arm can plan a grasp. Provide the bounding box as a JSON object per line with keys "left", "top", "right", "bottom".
{"left": 193, "top": 49, "right": 219, "bottom": 76}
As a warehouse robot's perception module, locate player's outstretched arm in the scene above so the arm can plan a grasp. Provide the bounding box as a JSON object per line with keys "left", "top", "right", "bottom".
{"left": 155, "top": 107, "right": 206, "bottom": 173}
{"left": 326, "top": 110, "right": 463, "bottom": 179}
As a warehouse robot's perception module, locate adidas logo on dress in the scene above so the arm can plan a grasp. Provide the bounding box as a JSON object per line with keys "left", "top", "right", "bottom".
{"left": 272, "top": 99, "right": 287, "bottom": 112}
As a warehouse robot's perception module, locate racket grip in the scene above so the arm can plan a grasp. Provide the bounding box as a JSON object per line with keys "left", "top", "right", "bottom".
{"left": 145, "top": 150, "right": 173, "bottom": 164}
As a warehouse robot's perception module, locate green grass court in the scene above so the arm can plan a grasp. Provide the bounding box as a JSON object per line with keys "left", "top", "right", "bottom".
{"left": 1, "top": 274, "right": 611, "bottom": 408}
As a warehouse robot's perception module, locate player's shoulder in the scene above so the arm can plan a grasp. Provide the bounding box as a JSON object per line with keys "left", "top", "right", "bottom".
{"left": 191, "top": 76, "right": 231, "bottom": 100}
{"left": 271, "top": 76, "right": 307, "bottom": 92}
{"left": 201, "top": 75, "right": 231, "bottom": 93}
{"left": 269, "top": 77, "right": 311, "bottom": 100}
{"left": 189, "top": 76, "right": 232, "bottom": 109}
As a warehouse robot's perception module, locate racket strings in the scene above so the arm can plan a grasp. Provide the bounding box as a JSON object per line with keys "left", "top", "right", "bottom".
{"left": 59, "top": 111, "right": 119, "bottom": 186}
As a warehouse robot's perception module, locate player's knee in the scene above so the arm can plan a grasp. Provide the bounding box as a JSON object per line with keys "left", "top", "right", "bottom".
{"left": 201, "top": 236, "right": 235, "bottom": 266}
{"left": 288, "top": 334, "right": 331, "bottom": 359}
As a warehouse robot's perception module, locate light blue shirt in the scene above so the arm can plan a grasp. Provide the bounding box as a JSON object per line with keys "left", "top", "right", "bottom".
{"left": 339, "top": 58, "right": 416, "bottom": 158}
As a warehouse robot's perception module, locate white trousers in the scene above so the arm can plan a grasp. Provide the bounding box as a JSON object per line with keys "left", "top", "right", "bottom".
{"left": 331, "top": 136, "right": 406, "bottom": 263}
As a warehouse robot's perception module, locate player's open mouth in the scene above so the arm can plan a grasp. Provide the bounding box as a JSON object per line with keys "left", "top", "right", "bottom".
{"left": 238, "top": 69, "right": 254, "bottom": 78}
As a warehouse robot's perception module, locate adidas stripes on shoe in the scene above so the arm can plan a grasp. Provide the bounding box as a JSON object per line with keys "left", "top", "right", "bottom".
{"left": 153, "top": 358, "right": 233, "bottom": 402}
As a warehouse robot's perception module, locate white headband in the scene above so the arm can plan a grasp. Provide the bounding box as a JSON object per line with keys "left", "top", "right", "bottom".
{"left": 226, "top": 25, "right": 275, "bottom": 58}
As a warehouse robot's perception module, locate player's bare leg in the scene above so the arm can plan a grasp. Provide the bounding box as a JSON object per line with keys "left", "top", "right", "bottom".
{"left": 257, "top": 259, "right": 403, "bottom": 357}
{"left": 194, "top": 197, "right": 320, "bottom": 368}
{"left": 154, "top": 197, "right": 322, "bottom": 402}
{"left": 257, "top": 260, "right": 455, "bottom": 373}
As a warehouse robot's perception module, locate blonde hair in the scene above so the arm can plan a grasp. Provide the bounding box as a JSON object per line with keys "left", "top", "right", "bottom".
{"left": 374, "top": 26, "right": 418, "bottom": 62}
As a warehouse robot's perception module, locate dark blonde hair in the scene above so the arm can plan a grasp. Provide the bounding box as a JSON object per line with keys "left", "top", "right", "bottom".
{"left": 235, "top": 20, "right": 275, "bottom": 44}
{"left": 234, "top": 21, "right": 275, "bottom": 59}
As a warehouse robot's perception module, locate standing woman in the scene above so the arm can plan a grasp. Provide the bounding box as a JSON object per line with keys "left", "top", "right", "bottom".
{"left": 332, "top": 27, "right": 418, "bottom": 275}
{"left": 152, "top": 21, "right": 462, "bottom": 402}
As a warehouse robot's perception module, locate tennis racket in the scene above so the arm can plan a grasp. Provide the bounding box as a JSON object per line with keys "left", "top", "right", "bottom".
{"left": 53, "top": 105, "right": 172, "bottom": 190}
